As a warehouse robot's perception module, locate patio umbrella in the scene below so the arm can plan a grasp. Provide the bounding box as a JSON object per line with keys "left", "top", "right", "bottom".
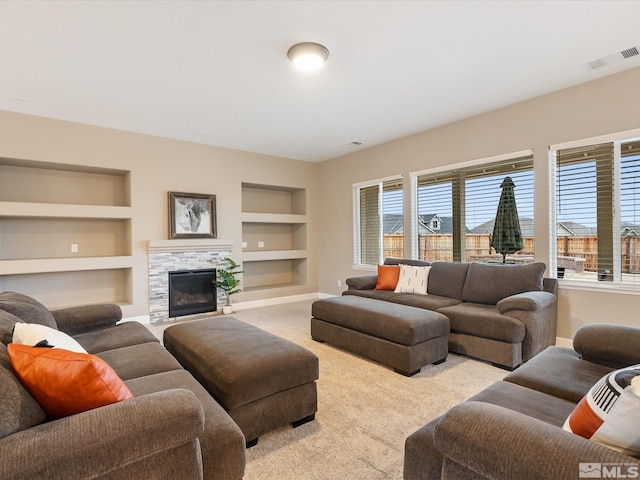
{"left": 491, "top": 176, "right": 524, "bottom": 263}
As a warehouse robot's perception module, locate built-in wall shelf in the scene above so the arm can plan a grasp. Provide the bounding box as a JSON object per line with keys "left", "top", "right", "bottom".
{"left": 243, "top": 250, "right": 308, "bottom": 262}
{"left": 0, "top": 158, "right": 133, "bottom": 306}
{"left": 0, "top": 201, "right": 132, "bottom": 219}
{"left": 0, "top": 256, "right": 134, "bottom": 275}
{"left": 241, "top": 182, "right": 308, "bottom": 294}
{"left": 241, "top": 213, "right": 307, "bottom": 224}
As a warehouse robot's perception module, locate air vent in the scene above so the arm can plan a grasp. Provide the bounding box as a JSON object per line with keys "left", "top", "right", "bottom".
{"left": 584, "top": 45, "right": 640, "bottom": 71}
{"left": 342, "top": 141, "right": 364, "bottom": 149}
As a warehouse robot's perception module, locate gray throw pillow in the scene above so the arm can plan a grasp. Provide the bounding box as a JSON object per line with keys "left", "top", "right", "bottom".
{"left": 461, "top": 262, "right": 546, "bottom": 305}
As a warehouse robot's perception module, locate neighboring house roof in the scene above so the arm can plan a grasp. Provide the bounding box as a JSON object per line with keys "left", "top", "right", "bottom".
{"left": 383, "top": 214, "right": 404, "bottom": 235}
{"left": 470, "top": 217, "right": 534, "bottom": 237}
{"left": 556, "top": 221, "right": 597, "bottom": 237}
{"left": 384, "top": 215, "right": 639, "bottom": 237}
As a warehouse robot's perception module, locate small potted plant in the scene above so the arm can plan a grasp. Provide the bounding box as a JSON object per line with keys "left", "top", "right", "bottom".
{"left": 213, "top": 257, "right": 243, "bottom": 314}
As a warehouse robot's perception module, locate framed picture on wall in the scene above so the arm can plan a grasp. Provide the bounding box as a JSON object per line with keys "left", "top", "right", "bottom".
{"left": 169, "top": 192, "right": 217, "bottom": 239}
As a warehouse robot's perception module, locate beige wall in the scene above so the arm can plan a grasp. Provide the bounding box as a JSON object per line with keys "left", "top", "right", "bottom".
{"left": 317, "top": 66, "right": 640, "bottom": 340}
{"left": 0, "top": 111, "right": 319, "bottom": 318}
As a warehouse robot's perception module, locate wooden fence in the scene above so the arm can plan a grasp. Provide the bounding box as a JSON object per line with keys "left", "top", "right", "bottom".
{"left": 383, "top": 234, "right": 640, "bottom": 273}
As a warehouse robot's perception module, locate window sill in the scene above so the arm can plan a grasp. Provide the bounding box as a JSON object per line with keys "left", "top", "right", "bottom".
{"left": 558, "top": 279, "right": 640, "bottom": 295}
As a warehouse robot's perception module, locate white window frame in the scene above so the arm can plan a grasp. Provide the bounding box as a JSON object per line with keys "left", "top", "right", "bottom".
{"left": 410, "top": 149, "right": 534, "bottom": 261}
{"left": 549, "top": 127, "right": 640, "bottom": 293}
{"left": 353, "top": 174, "right": 403, "bottom": 270}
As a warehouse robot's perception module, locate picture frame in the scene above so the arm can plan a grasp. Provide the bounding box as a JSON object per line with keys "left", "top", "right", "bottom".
{"left": 169, "top": 192, "right": 217, "bottom": 239}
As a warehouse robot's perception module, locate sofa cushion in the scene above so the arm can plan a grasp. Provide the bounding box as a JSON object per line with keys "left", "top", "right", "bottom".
{"left": 563, "top": 364, "right": 640, "bottom": 458}
{"left": 12, "top": 322, "right": 87, "bottom": 353}
{"left": 437, "top": 303, "right": 526, "bottom": 343}
{"left": 343, "top": 289, "right": 399, "bottom": 301}
{"left": 8, "top": 344, "right": 133, "bottom": 419}
{"left": 389, "top": 293, "right": 462, "bottom": 311}
{"left": 0, "top": 343, "right": 47, "bottom": 439}
{"left": 461, "top": 262, "right": 545, "bottom": 305}
{"left": 0, "top": 291, "right": 57, "bottom": 329}
{"left": 427, "top": 262, "right": 470, "bottom": 300}
{"left": 73, "top": 321, "right": 159, "bottom": 353}
{"left": 504, "top": 346, "right": 614, "bottom": 403}
{"left": 375, "top": 264, "right": 400, "bottom": 290}
{"left": 394, "top": 265, "right": 430, "bottom": 295}
{"left": 0, "top": 310, "right": 21, "bottom": 346}
{"left": 96, "top": 342, "right": 183, "bottom": 381}
{"left": 468, "top": 381, "right": 576, "bottom": 427}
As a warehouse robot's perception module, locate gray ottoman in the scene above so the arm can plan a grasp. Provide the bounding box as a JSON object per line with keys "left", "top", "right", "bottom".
{"left": 311, "top": 296, "right": 449, "bottom": 376}
{"left": 163, "top": 316, "right": 319, "bottom": 447}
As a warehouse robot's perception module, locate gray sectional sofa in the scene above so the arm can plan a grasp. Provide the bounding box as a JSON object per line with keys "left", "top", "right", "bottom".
{"left": 345, "top": 258, "right": 558, "bottom": 369}
{"left": 404, "top": 323, "right": 640, "bottom": 480}
{"left": 0, "top": 292, "right": 245, "bottom": 480}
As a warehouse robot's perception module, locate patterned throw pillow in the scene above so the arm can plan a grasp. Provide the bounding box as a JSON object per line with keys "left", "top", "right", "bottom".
{"left": 394, "top": 265, "right": 431, "bottom": 295}
{"left": 563, "top": 364, "right": 640, "bottom": 457}
{"left": 12, "top": 322, "right": 87, "bottom": 353}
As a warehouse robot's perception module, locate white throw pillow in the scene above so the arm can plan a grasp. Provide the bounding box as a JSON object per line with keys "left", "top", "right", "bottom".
{"left": 394, "top": 265, "right": 431, "bottom": 295}
{"left": 12, "top": 322, "right": 87, "bottom": 354}
{"left": 563, "top": 364, "right": 640, "bottom": 457}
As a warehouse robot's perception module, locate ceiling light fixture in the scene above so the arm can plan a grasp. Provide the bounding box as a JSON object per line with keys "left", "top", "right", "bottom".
{"left": 287, "top": 42, "right": 329, "bottom": 72}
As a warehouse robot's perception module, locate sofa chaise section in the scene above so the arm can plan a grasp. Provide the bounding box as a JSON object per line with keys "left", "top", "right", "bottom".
{"left": 345, "top": 259, "right": 558, "bottom": 369}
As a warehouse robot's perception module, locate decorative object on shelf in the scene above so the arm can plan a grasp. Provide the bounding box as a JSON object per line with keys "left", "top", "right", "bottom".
{"left": 490, "top": 177, "right": 523, "bottom": 263}
{"left": 169, "top": 192, "right": 217, "bottom": 239}
{"left": 287, "top": 42, "right": 329, "bottom": 72}
{"left": 213, "top": 257, "right": 243, "bottom": 314}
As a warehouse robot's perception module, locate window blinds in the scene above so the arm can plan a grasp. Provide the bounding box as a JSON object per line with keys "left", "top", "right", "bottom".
{"left": 355, "top": 177, "right": 403, "bottom": 266}
{"left": 414, "top": 154, "right": 534, "bottom": 262}
{"left": 555, "top": 140, "right": 640, "bottom": 284}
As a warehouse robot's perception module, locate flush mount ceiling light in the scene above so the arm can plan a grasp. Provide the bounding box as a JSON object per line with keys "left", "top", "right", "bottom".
{"left": 287, "top": 42, "right": 329, "bottom": 72}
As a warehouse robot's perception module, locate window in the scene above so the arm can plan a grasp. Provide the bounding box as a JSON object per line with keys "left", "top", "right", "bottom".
{"left": 412, "top": 152, "right": 534, "bottom": 263}
{"left": 353, "top": 176, "right": 403, "bottom": 267}
{"left": 553, "top": 135, "right": 640, "bottom": 285}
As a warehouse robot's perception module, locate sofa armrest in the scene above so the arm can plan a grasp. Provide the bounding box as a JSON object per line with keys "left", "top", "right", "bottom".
{"left": 345, "top": 275, "right": 378, "bottom": 291}
{"left": 51, "top": 303, "right": 122, "bottom": 335}
{"left": 434, "top": 402, "right": 639, "bottom": 480}
{"left": 573, "top": 323, "right": 640, "bottom": 369}
{"left": 497, "top": 291, "right": 556, "bottom": 313}
{"left": 0, "top": 389, "right": 204, "bottom": 480}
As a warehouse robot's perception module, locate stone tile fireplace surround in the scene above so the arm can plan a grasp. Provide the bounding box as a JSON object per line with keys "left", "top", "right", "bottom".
{"left": 148, "top": 239, "right": 233, "bottom": 323}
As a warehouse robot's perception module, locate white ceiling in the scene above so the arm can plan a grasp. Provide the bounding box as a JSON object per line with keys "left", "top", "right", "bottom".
{"left": 1, "top": 1, "right": 640, "bottom": 162}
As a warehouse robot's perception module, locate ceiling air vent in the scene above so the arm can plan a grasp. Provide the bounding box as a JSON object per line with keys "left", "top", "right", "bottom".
{"left": 584, "top": 45, "right": 640, "bottom": 71}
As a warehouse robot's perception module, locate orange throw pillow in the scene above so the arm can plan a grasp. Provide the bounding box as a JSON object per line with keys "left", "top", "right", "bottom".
{"left": 7, "top": 344, "right": 133, "bottom": 418}
{"left": 375, "top": 265, "right": 401, "bottom": 290}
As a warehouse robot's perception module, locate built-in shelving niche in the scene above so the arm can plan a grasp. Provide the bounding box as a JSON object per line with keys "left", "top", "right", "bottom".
{"left": 241, "top": 183, "right": 308, "bottom": 292}
{"left": 0, "top": 158, "right": 133, "bottom": 308}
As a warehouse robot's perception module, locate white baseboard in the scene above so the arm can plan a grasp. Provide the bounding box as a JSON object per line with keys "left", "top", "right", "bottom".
{"left": 555, "top": 336, "right": 572, "bottom": 348}
{"left": 232, "top": 292, "right": 333, "bottom": 311}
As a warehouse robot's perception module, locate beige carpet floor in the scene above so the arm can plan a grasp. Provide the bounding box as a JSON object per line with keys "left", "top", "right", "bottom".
{"left": 147, "top": 299, "right": 507, "bottom": 480}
